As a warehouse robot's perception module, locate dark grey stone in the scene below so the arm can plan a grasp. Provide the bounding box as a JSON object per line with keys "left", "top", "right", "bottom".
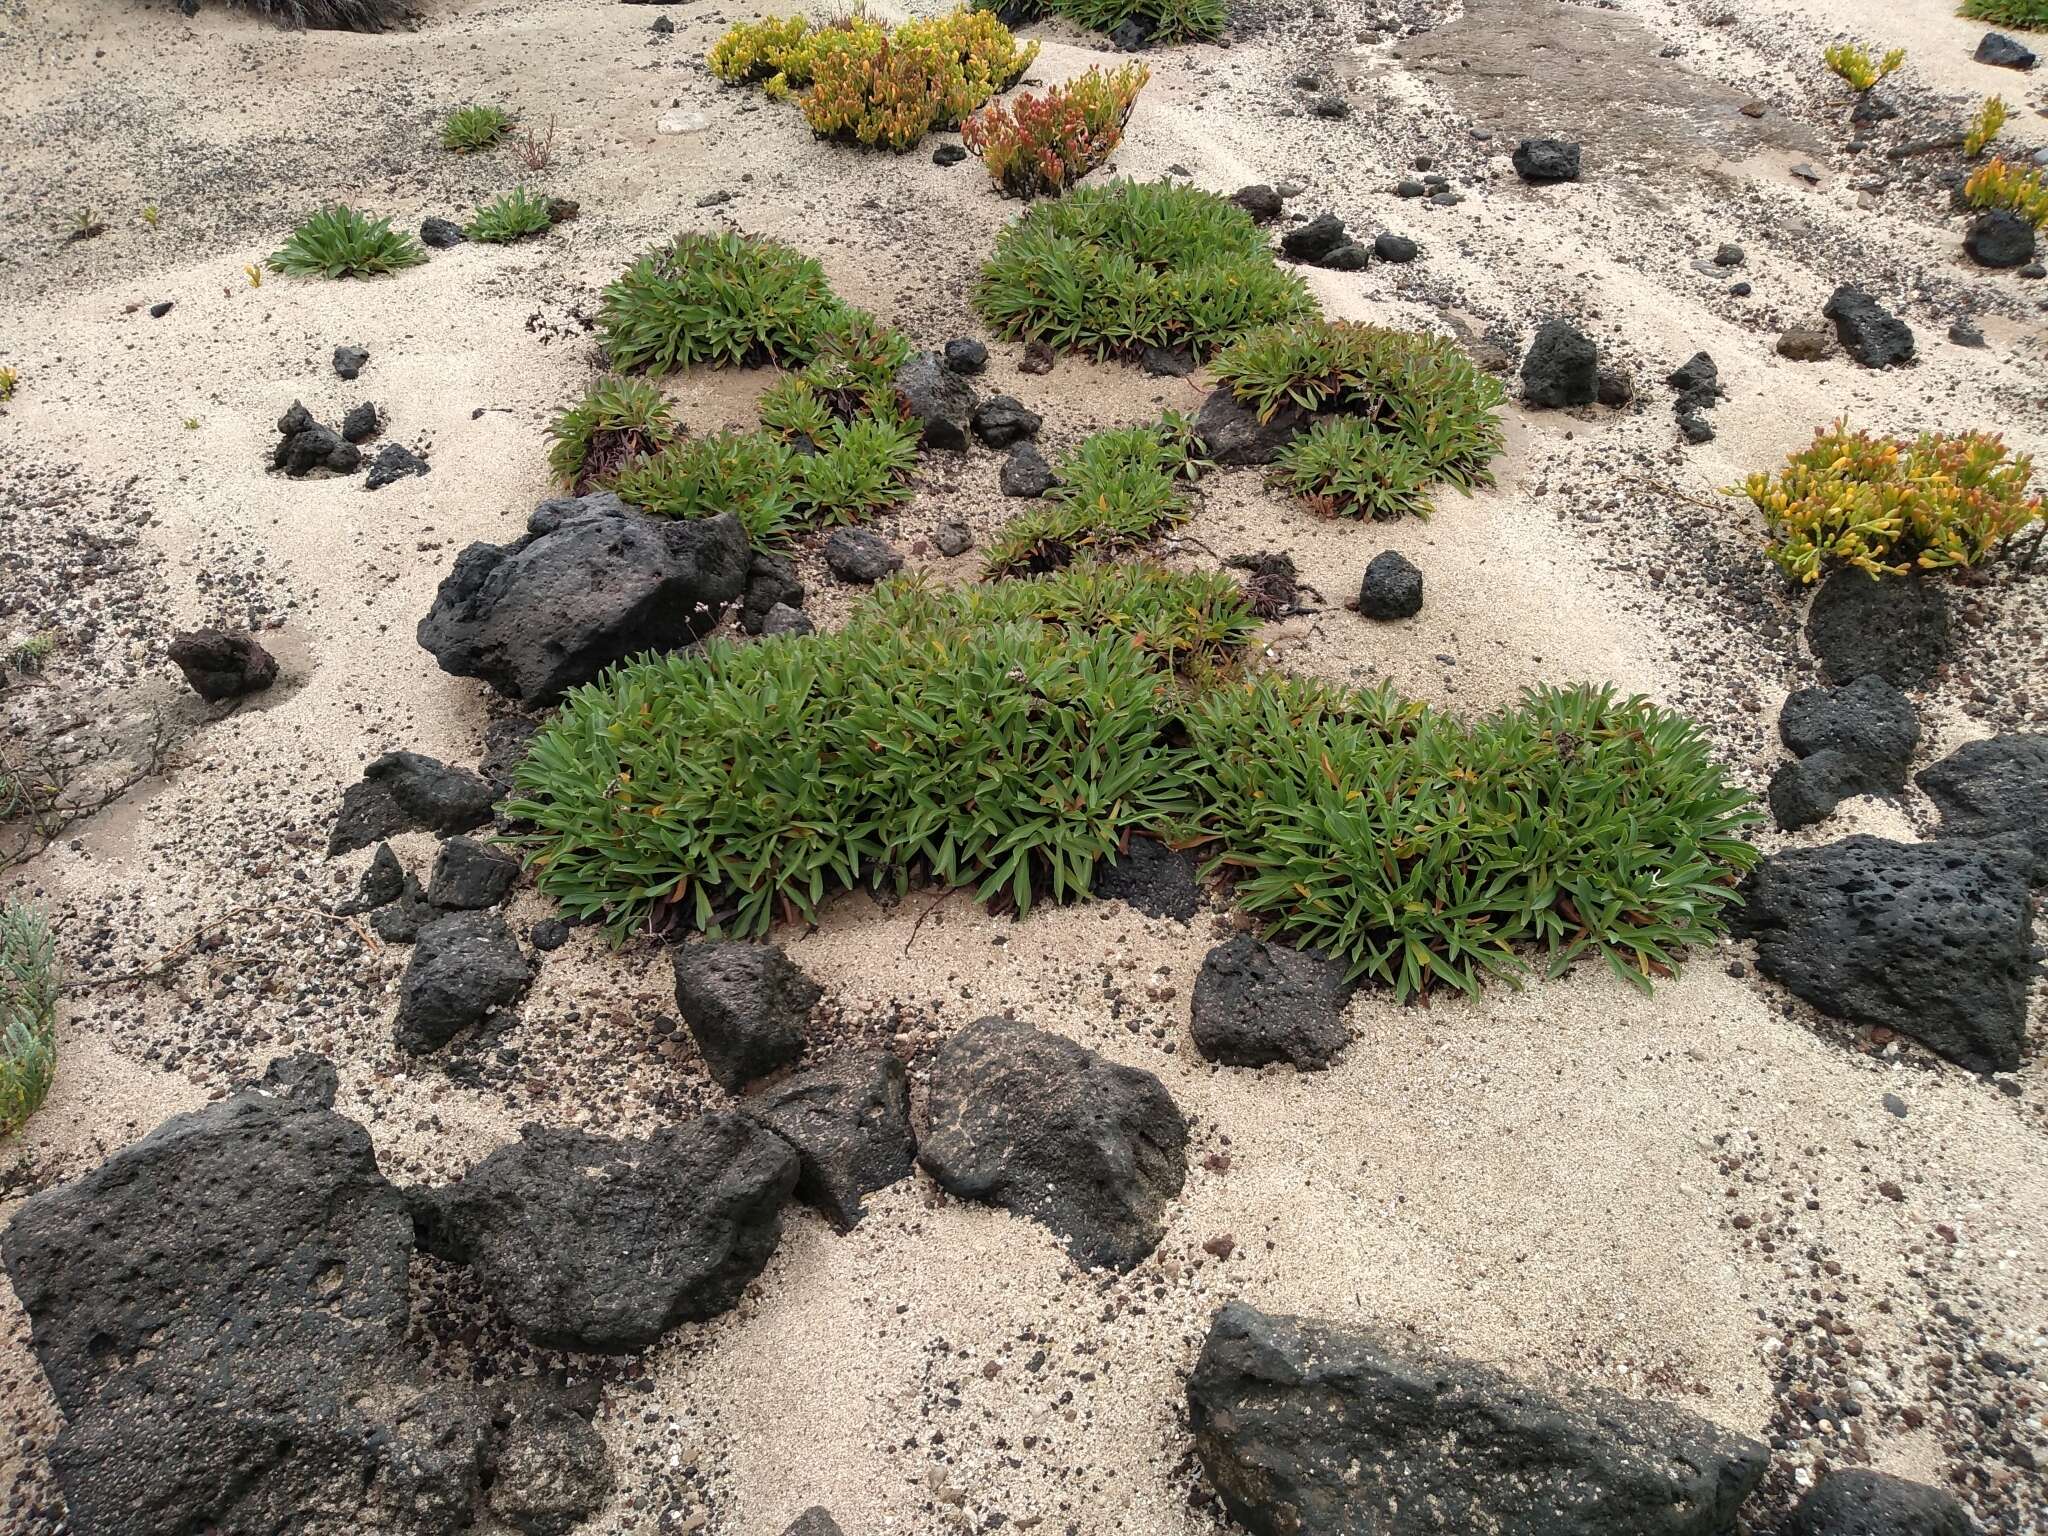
{"left": 329, "top": 750, "right": 496, "bottom": 856}
{"left": 168, "top": 628, "right": 278, "bottom": 702}
{"left": 823, "top": 527, "right": 903, "bottom": 585}
{"left": 488, "top": 1391, "right": 614, "bottom": 1536}
{"left": 1805, "top": 569, "right": 1949, "bottom": 689}
{"left": 742, "top": 550, "right": 805, "bottom": 635}
{"left": 1521, "top": 318, "right": 1599, "bottom": 407}
{"left": 943, "top": 337, "right": 988, "bottom": 374}
{"left": 761, "top": 602, "right": 814, "bottom": 637}
{"left": 1359, "top": 550, "right": 1423, "bottom": 619}
{"left": 673, "top": 939, "right": 821, "bottom": 1093}
{"left": 1319, "top": 242, "right": 1370, "bottom": 271}
{"left": 422, "top": 216, "right": 467, "bottom": 248}
{"left": 1000, "top": 441, "right": 1054, "bottom": 498}
{"left": 364, "top": 441, "right": 430, "bottom": 489}
{"left": 1823, "top": 285, "right": 1914, "bottom": 368}
{"left": 1191, "top": 935, "right": 1350, "bottom": 1070}
{"left": 478, "top": 716, "right": 541, "bottom": 794}
{"left": 970, "top": 395, "right": 1042, "bottom": 449}
{"left": 394, "top": 911, "right": 531, "bottom": 1053}
{"left": 1372, "top": 232, "right": 1418, "bottom": 263}
{"left": 340, "top": 401, "right": 379, "bottom": 443}
{"left": 918, "top": 1016, "right": 1187, "bottom": 1271}
{"left": 342, "top": 842, "right": 408, "bottom": 914}
{"left": 1281, "top": 213, "right": 1350, "bottom": 265}
{"left": 1964, "top": 210, "right": 2036, "bottom": 270}
{"left": 1196, "top": 389, "right": 1313, "bottom": 467}
{"left": 333, "top": 344, "right": 368, "bottom": 379}
{"left": 1512, "top": 138, "right": 1582, "bottom": 183}
{"left": 426, "top": 835, "right": 520, "bottom": 910}
{"left": 1917, "top": 733, "right": 2048, "bottom": 884}
{"left": 1232, "top": 184, "right": 1283, "bottom": 222}
{"left": 1093, "top": 837, "right": 1201, "bottom": 920}
{"left": 933, "top": 520, "right": 974, "bottom": 556}
{"left": 894, "top": 351, "right": 976, "bottom": 451}
{"left": 783, "top": 1511, "right": 846, "bottom": 1536}
{"left": 1787, "top": 1468, "right": 1972, "bottom": 1536}
{"left": 746, "top": 1050, "right": 916, "bottom": 1230}
{"left": 1973, "top": 32, "right": 2036, "bottom": 71}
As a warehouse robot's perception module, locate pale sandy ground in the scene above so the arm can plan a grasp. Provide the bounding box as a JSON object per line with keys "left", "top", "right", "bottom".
{"left": 1, "top": 0, "right": 2045, "bottom": 1532}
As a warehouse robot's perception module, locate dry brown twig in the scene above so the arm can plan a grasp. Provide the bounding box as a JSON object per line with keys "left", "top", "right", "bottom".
{"left": 516, "top": 115, "right": 557, "bottom": 173}
{"left": 0, "top": 715, "right": 177, "bottom": 876}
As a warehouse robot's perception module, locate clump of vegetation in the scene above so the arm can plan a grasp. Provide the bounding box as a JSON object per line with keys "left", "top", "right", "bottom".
{"left": 1, "top": 901, "right": 58, "bottom": 1138}
{"left": 507, "top": 570, "right": 1756, "bottom": 999}
{"left": 976, "top": 179, "right": 1317, "bottom": 361}
{"left": 761, "top": 308, "right": 914, "bottom": 426}
{"left": 466, "top": 185, "right": 556, "bottom": 244}
{"left": 225, "top": 0, "right": 408, "bottom": 30}
{"left": 1964, "top": 155, "right": 2048, "bottom": 227}
{"left": 1959, "top": 0, "right": 2048, "bottom": 30}
{"left": 1212, "top": 319, "right": 1507, "bottom": 494}
{"left": 0, "top": 366, "right": 17, "bottom": 402}
{"left": 547, "top": 378, "right": 680, "bottom": 492}
{"left": 8, "top": 633, "right": 55, "bottom": 674}
{"left": 712, "top": 6, "right": 1037, "bottom": 152}
{"left": 441, "top": 103, "right": 515, "bottom": 152}
{"left": 977, "top": 0, "right": 1225, "bottom": 45}
{"left": 963, "top": 63, "right": 1148, "bottom": 199}
{"left": 599, "top": 232, "right": 846, "bottom": 373}
{"left": 268, "top": 206, "right": 426, "bottom": 279}
{"left": 1737, "top": 420, "right": 2045, "bottom": 584}
{"left": 140, "top": 204, "right": 160, "bottom": 231}
{"left": 1271, "top": 418, "right": 1438, "bottom": 521}
{"left": 1822, "top": 41, "right": 1905, "bottom": 92}
{"left": 1964, "top": 96, "right": 2008, "bottom": 158}
{"left": 984, "top": 412, "right": 1207, "bottom": 575}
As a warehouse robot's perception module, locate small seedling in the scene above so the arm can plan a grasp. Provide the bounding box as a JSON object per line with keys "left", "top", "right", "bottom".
{"left": 141, "top": 205, "right": 160, "bottom": 231}
{"left": 182, "top": 416, "right": 201, "bottom": 430}
{"left": 245, "top": 263, "right": 263, "bottom": 288}
{"left": 441, "top": 104, "right": 515, "bottom": 152}
{"left": 7, "top": 633, "right": 55, "bottom": 674}
{"left": 64, "top": 206, "right": 106, "bottom": 243}
{"left": 1822, "top": 42, "right": 1904, "bottom": 92}
{"left": 0, "top": 367, "right": 16, "bottom": 401}
{"left": 1965, "top": 97, "right": 2008, "bottom": 158}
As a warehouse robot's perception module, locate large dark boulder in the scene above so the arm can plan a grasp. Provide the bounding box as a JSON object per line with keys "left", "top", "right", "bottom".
{"left": 1964, "top": 210, "right": 2036, "bottom": 270}
{"left": 1823, "top": 285, "right": 1914, "bottom": 369}
{"left": 168, "top": 628, "right": 278, "bottom": 702}
{"left": 673, "top": 939, "right": 821, "bottom": 1092}
{"left": 1917, "top": 733, "right": 2048, "bottom": 884}
{"left": 1187, "top": 1301, "right": 1767, "bottom": 1536}
{"left": 394, "top": 910, "right": 533, "bottom": 1053}
{"left": 410, "top": 1115, "right": 799, "bottom": 1353}
{"left": 0, "top": 1055, "right": 495, "bottom": 1536}
{"left": 745, "top": 1050, "right": 917, "bottom": 1229}
{"left": 329, "top": 750, "right": 497, "bottom": 856}
{"left": 1805, "top": 570, "right": 1949, "bottom": 689}
{"left": 1512, "top": 137, "right": 1582, "bottom": 183}
{"left": 417, "top": 492, "right": 750, "bottom": 706}
{"left": 1786, "top": 1468, "right": 1971, "bottom": 1536}
{"left": 917, "top": 1016, "right": 1187, "bottom": 1271}
{"left": 1196, "top": 389, "right": 1314, "bottom": 466}
{"left": 1734, "top": 836, "right": 2033, "bottom": 1072}
{"left": 1521, "top": 319, "right": 1599, "bottom": 408}
{"left": 1191, "top": 935, "right": 1351, "bottom": 1070}
{"left": 1768, "top": 675, "right": 1918, "bottom": 829}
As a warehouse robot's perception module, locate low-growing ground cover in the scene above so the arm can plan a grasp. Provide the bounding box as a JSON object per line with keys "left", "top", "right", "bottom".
{"left": 982, "top": 0, "right": 1226, "bottom": 45}
{"left": 1, "top": 900, "right": 58, "bottom": 1136}
{"left": 268, "top": 205, "right": 425, "bottom": 278}
{"left": 984, "top": 412, "right": 1208, "bottom": 573}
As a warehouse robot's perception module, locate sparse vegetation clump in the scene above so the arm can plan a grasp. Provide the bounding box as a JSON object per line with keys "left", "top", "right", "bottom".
{"left": 1738, "top": 420, "right": 2045, "bottom": 584}
{"left": 1964, "top": 96, "right": 2008, "bottom": 158}
{"left": 547, "top": 378, "right": 681, "bottom": 492}
{"left": 984, "top": 412, "right": 1207, "bottom": 575}
{"left": 963, "top": 63, "right": 1148, "bottom": 199}
{"left": 1959, "top": 0, "right": 2048, "bottom": 30}
{"left": 1964, "top": 155, "right": 2048, "bottom": 227}
{"left": 975, "top": 180, "right": 1317, "bottom": 361}
{"left": 599, "top": 232, "right": 847, "bottom": 373}
{"left": 1, "top": 901, "right": 58, "bottom": 1138}
{"left": 977, "top": 0, "right": 1225, "bottom": 45}
{"left": 268, "top": 206, "right": 426, "bottom": 279}
{"left": 1822, "top": 41, "right": 1904, "bottom": 92}
{"left": 1271, "top": 418, "right": 1437, "bottom": 521}
{"left": 226, "top": 0, "right": 408, "bottom": 32}
{"left": 711, "top": 7, "right": 1037, "bottom": 152}
{"left": 465, "top": 185, "right": 555, "bottom": 244}
{"left": 441, "top": 103, "right": 515, "bottom": 152}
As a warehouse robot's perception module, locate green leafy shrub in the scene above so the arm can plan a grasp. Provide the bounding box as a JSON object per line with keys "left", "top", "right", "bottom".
{"left": 268, "top": 205, "right": 426, "bottom": 279}
{"left": 600, "top": 232, "right": 846, "bottom": 373}
{"left": 768, "top": 309, "right": 914, "bottom": 423}
{"left": 1964, "top": 155, "right": 2048, "bottom": 227}
{"left": 1959, "top": 0, "right": 2047, "bottom": 30}
{"left": 1, "top": 901, "right": 58, "bottom": 1138}
{"left": 978, "top": 0, "right": 1225, "bottom": 44}
{"left": 984, "top": 411, "right": 1208, "bottom": 575}
{"left": 441, "top": 104, "right": 515, "bottom": 151}
{"left": 465, "top": 185, "right": 555, "bottom": 244}
{"left": 1737, "top": 420, "right": 2045, "bottom": 584}
{"left": 547, "top": 378, "right": 680, "bottom": 492}
{"left": 1183, "top": 678, "right": 1759, "bottom": 998}
{"left": 962, "top": 63, "right": 1148, "bottom": 199}
{"left": 976, "top": 180, "right": 1317, "bottom": 361}
{"left": 1822, "top": 42, "right": 1904, "bottom": 92}
{"left": 1271, "top": 418, "right": 1438, "bottom": 521}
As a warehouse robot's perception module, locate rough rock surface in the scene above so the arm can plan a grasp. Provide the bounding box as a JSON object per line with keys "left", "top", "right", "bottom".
{"left": 425, "top": 834, "right": 521, "bottom": 910}
{"left": 745, "top": 1050, "right": 917, "bottom": 1229}
{"left": 0, "top": 1056, "right": 498, "bottom": 1536}
{"left": 1359, "top": 550, "right": 1424, "bottom": 619}
{"left": 1196, "top": 389, "right": 1313, "bottom": 466}
{"left": 1805, "top": 570, "right": 1949, "bottom": 689}
{"left": 1000, "top": 441, "right": 1055, "bottom": 497}
{"left": 1191, "top": 935, "right": 1351, "bottom": 1070}
{"left": 1786, "top": 1468, "right": 1972, "bottom": 1536}
{"left": 1767, "top": 675, "right": 1918, "bottom": 829}
{"left": 416, "top": 492, "right": 750, "bottom": 705}
{"left": 1823, "top": 285, "right": 1914, "bottom": 369}
{"left": 394, "top": 910, "right": 533, "bottom": 1053}
{"left": 918, "top": 1016, "right": 1188, "bottom": 1271}
{"left": 273, "top": 400, "right": 361, "bottom": 476}
{"left": 823, "top": 527, "right": 904, "bottom": 584}
{"left": 364, "top": 441, "right": 431, "bottom": 489}
{"left": 783, "top": 1511, "right": 847, "bottom": 1536}
{"left": 970, "top": 394, "right": 1042, "bottom": 448}
{"left": 168, "top": 628, "right": 278, "bottom": 701}
{"left": 485, "top": 1390, "right": 615, "bottom": 1536}
{"left": 1512, "top": 137, "right": 1582, "bottom": 183}
{"left": 1092, "top": 837, "right": 1202, "bottom": 920}
{"left": 1973, "top": 32, "right": 2036, "bottom": 71}
{"left": 673, "top": 939, "right": 821, "bottom": 1092}
{"left": 410, "top": 1116, "right": 799, "bottom": 1352}
{"left": 1964, "top": 210, "right": 2035, "bottom": 270}
{"left": 1521, "top": 318, "right": 1598, "bottom": 407}
{"left": 1187, "top": 1301, "right": 1768, "bottom": 1536}
{"left": 741, "top": 550, "right": 805, "bottom": 636}
{"left": 895, "top": 350, "right": 976, "bottom": 450}
{"left": 1735, "top": 836, "right": 2033, "bottom": 1073}
{"left": 329, "top": 750, "right": 497, "bottom": 856}
{"left": 1916, "top": 733, "right": 2048, "bottom": 884}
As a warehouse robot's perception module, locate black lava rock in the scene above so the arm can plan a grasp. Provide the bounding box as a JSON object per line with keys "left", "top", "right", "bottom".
{"left": 672, "top": 939, "right": 821, "bottom": 1093}
{"left": 970, "top": 395, "right": 1042, "bottom": 448}
{"left": 1191, "top": 936, "right": 1351, "bottom": 1070}
{"left": 1735, "top": 836, "right": 2033, "bottom": 1072}
{"left": 917, "top": 1016, "right": 1188, "bottom": 1271}
{"left": 1231, "top": 184, "right": 1283, "bottom": 222}
{"left": 272, "top": 401, "right": 360, "bottom": 476}
{"left": 1511, "top": 138, "right": 1582, "bottom": 183}
{"left": 933, "top": 520, "right": 975, "bottom": 556}
{"left": 1521, "top": 318, "right": 1599, "bottom": 407}
{"left": 364, "top": 441, "right": 430, "bottom": 489}
{"left": 421, "top": 216, "right": 467, "bottom": 248}
{"left": 409, "top": 1116, "right": 798, "bottom": 1352}
{"left": 488, "top": 1390, "right": 615, "bottom": 1536}
{"left": 1768, "top": 675, "right": 1918, "bottom": 828}
{"left": 742, "top": 550, "right": 806, "bottom": 636}
{"left": 823, "top": 527, "right": 903, "bottom": 585}
{"left": 1823, "top": 284, "right": 1915, "bottom": 368}
{"left": 168, "top": 628, "right": 278, "bottom": 702}
{"left": 329, "top": 750, "right": 496, "bottom": 856}
{"left": 932, "top": 143, "right": 967, "bottom": 167}
{"left": 1973, "top": 32, "right": 2036, "bottom": 71}
{"left": 1667, "top": 351, "right": 1721, "bottom": 411}
{"left": 1189, "top": 1302, "right": 1766, "bottom": 1536}
{"left": 1319, "top": 241, "right": 1370, "bottom": 271}
{"left": 1000, "top": 441, "right": 1055, "bottom": 498}
{"left": 148, "top": 299, "right": 172, "bottom": 317}
{"left": 369, "top": 876, "right": 429, "bottom": 943}
{"left": 339, "top": 401, "right": 379, "bottom": 443}
{"left": 894, "top": 351, "right": 977, "bottom": 450}
{"left": 1805, "top": 569, "right": 1949, "bottom": 688}
{"left": 478, "top": 716, "right": 541, "bottom": 794}
{"left": 1359, "top": 550, "right": 1423, "bottom": 620}
{"left": 1677, "top": 411, "right": 1716, "bottom": 444}
{"left": 1964, "top": 210, "right": 2036, "bottom": 270}
{"left": 1140, "top": 343, "right": 1195, "bottom": 376}
{"left": 425, "top": 835, "right": 520, "bottom": 910}
{"left": 417, "top": 492, "right": 750, "bottom": 704}
{"left": 761, "top": 603, "right": 813, "bottom": 637}
{"left": 745, "top": 1050, "right": 917, "bottom": 1230}
{"left": 1196, "top": 390, "right": 1313, "bottom": 467}
{"left": 942, "top": 337, "right": 988, "bottom": 374}
{"left": 393, "top": 911, "right": 532, "bottom": 1053}
{"left": 1787, "top": 1468, "right": 1973, "bottom": 1536}
{"left": 1596, "top": 368, "right": 1634, "bottom": 407}
{"left": 341, "top": 842, "right": 409, "bottom": 914}
{"left": 782, "top": 1512, "right": 846, "bottom": 1536}
{"left": 1281, "top": 213, "right": 1350, "bottom": 265}
{"left": 1917, "top": 733, "right": 2048, "bottom": 884}
{"left": 529, "top": 917, "right": 572, "bottom": 951}
{"left": 1092, "top": 837, "right": 1201, "bottom": 920}
{"left": 1372, "top": 232, "right": 1418, "bottom": 263}
{"left": 332, "top": 344, "right": 368, "bottom": 379}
